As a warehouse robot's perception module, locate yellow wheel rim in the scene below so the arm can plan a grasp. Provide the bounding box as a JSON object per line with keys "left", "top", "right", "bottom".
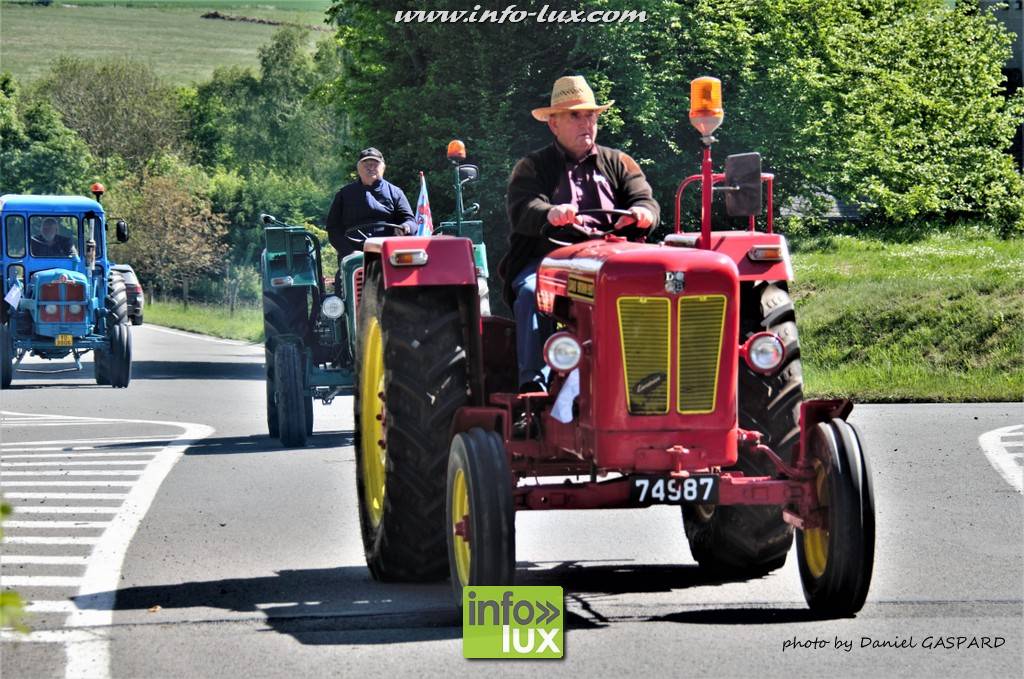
{"left": 803, "top": 459, "right": 830, "bottom": 578}
{"left": 451, "top": 468, "right": 471, "bottom": 586}
{"left": 359, "top": 317, "right": 386, "bottom": 527}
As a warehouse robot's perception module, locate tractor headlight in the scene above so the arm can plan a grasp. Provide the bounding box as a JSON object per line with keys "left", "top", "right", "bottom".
{"left": 742, "top": 332, "right": 785, "bottom": 374}
{"left": 44, "top": 304, "right": 58, "bottom": 315}
{"left": 544, "top": 332, "right": 582, "bottom": 373}
{"left": 321, "top": 295, "right": 344, "bottom": 320}
{"left": 68, "top": 304, "right": 82, "bottom": 314}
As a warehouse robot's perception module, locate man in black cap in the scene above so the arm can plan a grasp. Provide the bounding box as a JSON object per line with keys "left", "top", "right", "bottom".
{"left": 325, "top": 147, "right": 417, "bottom": 259}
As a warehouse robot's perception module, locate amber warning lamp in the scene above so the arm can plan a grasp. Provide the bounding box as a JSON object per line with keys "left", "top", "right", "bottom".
{"left": 90, "top": 182, "right": 106, "bottom": 202}
{"left": 447, "top": 139, "right": 467, "bottom": 161}
{"left": 689, "top": 76, "right": 724, "bottom": 137}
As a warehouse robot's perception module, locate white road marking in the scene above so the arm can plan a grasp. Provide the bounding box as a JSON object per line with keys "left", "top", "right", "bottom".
{"left": 2, "top": 536, "right": 100, "bottom": 545}
{"left": 2, "top": 453, "right": 156, "bottom": 460}
{"left": 25, "top": 600, "right": 78, "bottom": 613}
{"left": 2, "top": 481, "right": 136, "bottom": 487}
{"left": 1, "top": 630, "right": 102, "bottom": 644}
{"left": 0, "top": 422, "right": 129, "bottom": 428}
{"left": 5, "top": 521, "right": 112, "bottom": 529}
{"left": 2, "top": 461, "right": 149, "bottom": 467}
{"left": 1, "top": 576, "right": 83, "bottom": 587}
{"left": 143, "top": 323, "right": 255, "bottom": 346}
{"left": 1, "top": 436, "right": 175, "bottom": 446}
{"left": 4, "top": 493, "right": 127, "bottom": 500}
{"left": 7, "top": 507, "right": 119, "bottom": 515}
{"left": 2, "top": 448, "right": 163, "bottom": 455}
{"left": 979, "top": 424, "right": 1024, "bottom": 494}
{"left": 3, "top": 471, "right": 142, "bottom": 476}
{"left": 2, "top": 555, "right": 89, "bottom": 565}
{"left": 1, "top": 410, "right": 215, "bottom": 679}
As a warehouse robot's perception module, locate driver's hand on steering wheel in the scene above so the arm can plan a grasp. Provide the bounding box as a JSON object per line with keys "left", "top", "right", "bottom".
{"left": 547, "top": 204, "right": 578, "bottom": 227}
{"left": 615, "top": 206, "right": 654, "bottom": 230}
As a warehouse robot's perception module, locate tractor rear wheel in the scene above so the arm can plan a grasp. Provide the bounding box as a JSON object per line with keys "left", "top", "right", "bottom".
{"left": 1, "top": 321, "right": 13, "bottom": 389}
{"left": 274, "top": 341, "right": 308, "bottom": 448}
{"left": 683, "top": 282, "right": 802, "bottom": 574}
{"left": 798, "top": 420, "right": 875, "bottom": 616}
{"left": 446, "top": 428, "right": 516, "bottom": 605}
{"left": 355, "top": 261, "right": 470, "bottom": 581}
{"left": 263, "top": 287, "right": 309, "bottom": 440}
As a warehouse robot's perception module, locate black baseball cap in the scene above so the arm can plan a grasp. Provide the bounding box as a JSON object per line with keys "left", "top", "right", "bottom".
{"left": 357, "top": 147, "right": 384, "bottom": 163}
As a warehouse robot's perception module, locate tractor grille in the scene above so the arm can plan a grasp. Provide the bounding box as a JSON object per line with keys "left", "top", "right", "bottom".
{"left": 353, "top": 266, "right": 364, "bottom": 313}
{"left": 677, "top": 295, "right": 726, "bottom": 413}
{"left": 617, "top": 297, "right": 670, "bottom": 414}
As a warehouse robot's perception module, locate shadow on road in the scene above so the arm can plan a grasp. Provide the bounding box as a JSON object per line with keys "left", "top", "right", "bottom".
{"left": 76, "top": 566, "right": 461, "bottom": 645}
{"left": 8, "top": 358, "right": 266, "bottom": 384}
{"left": 184, "top": 431, "right": 355, "bottom": 456}
{"left": 72, "top": 559, "right": 805, "bottom": 646}
{"left": 130, "top": 360, "right": 266, "bottom": 381}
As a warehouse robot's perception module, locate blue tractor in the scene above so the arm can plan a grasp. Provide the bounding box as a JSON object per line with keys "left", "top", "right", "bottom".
{"left": 260, "top": 139, "right": 489, "bottom": 447}
{"left": 0, "top": 185, "right": 132, "bottom": 388}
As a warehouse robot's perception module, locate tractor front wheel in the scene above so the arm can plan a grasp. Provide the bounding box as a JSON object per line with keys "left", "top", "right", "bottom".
{"left": 798, "top": 419, "right": 875, "bottom": 616}
{"left": 446, "top": 428, "right": 516, "bottom": 605}
{"left": 265, "top": 365, "right": 279, "bottom": 438}
{"left": 274, "top": 341, "right": 308, "bottom": 448}
{"left": 1, "top": 321, "right": 13, "bottom": 389}
{"left": 354, "top": 261, "right": 470, "bottom": 581}
{"left": 108, "top": 323, "right": 132, "bottom": 388}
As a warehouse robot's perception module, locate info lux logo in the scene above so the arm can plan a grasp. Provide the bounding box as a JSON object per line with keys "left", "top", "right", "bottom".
{"left": 462, "top": 586, "right": 564, "bottom": 659}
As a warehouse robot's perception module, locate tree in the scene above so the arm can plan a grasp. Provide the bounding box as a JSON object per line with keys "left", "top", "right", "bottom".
{"left": 325, "top": 0, "right": 1024, "bottom": 241}
{"left": 113, "top": 171, "right": 227, "bottom": 305}
{"left": 0, "top": 72, "right": 95, "bottom": 194}
{"left": 35, "top": 57, "right": 186, "bottom": 171}
{"left": 185, "top": 28, "right": 345, "bottom": 184}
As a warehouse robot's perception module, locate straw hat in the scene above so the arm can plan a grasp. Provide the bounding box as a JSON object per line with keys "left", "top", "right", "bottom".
{"left": 531, "top": 75, "right": 613, "bottom": 122}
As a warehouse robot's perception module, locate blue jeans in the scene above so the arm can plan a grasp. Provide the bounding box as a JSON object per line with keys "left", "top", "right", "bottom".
{"left": 512, "top": 259, "right": 555, "bottom": 389}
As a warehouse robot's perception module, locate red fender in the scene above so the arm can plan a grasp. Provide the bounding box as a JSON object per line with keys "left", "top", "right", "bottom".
{"left": 363, "top": 235, "right": 477, "bottom": 288}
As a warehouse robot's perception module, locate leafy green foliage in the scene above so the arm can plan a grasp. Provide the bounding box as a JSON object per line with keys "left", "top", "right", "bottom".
{"left": 0, "top": 499, "right": 27, "bottom": 632}
{"left": 326, "top": 0, "right": 1024, "bottom": 245}
{"left": 35, "top": 57, "right": 187, "bottom": 171}
{"left": 0, "top": 72, "right": 95, "bottom": 193}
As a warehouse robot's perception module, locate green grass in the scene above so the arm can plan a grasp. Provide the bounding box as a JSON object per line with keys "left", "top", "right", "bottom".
{"left": 0, "top": 2, "right": 331, "bottom": 84}
{"left": 143, "top": 234, "right": 1024, "bottom": 402}
{"left": 146, "top": 300, "right": 263, "bottom": 342}
{"left": 792, "top": 231, "right": 1024, "bottom": 402}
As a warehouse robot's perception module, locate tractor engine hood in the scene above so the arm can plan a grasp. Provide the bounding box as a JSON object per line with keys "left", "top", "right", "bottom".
{"left": 24, "top": 267, "right": 94, "bottom": 338}
{"left": 536, "top": 239, "right": 740, "bottom": 312}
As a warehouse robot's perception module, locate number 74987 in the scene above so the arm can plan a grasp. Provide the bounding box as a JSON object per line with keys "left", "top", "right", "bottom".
{"left": 630, "top": 476, "right": 719, "bottom": 505}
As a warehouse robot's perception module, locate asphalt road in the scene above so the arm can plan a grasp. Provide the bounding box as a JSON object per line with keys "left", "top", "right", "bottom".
{"left": 1, "top": 324, "right": 1022, "bottom": 678}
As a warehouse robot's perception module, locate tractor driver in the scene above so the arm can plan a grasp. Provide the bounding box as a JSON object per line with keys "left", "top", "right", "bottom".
{"left": 501, "top": 75, "right": 660, "bottom": 393}
{"left": 325, "top": 147, "right": 417, "bottom": 261}
{"left": 31, "top": 217, "right": 77, "bottom": 258}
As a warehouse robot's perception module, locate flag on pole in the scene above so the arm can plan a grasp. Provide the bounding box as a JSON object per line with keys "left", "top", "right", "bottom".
{"left": 415, "top": 171, "right": 433, "bottom": 236}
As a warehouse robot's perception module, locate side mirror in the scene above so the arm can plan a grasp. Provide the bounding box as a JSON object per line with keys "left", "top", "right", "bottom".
{"left": 116, "top": 219, "right": 129, "bottom": 243}
{"left": 458, "top": 164, "right": 479, "bottom": 184}
{"left": 723, "top": 152, "right": 762, "bottom": 217}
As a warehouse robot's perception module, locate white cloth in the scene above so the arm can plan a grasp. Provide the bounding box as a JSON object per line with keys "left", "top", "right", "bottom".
{"left": 551, "top": 368, "right": 580, "bottom": 423}
{"left": 4, "top": 285, "right": 22, "bottom": 310}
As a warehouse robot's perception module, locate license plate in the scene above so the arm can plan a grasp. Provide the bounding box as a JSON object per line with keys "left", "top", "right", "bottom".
{"left": 55, "top": 334, "right": 73, "bottom": 347}
{"left": 630, "top": 475, "right": 719, "bottom": 505}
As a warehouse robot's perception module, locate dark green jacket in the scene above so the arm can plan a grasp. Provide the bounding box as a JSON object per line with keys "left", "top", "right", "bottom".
{"left": 500, "top": 143, "right": 660, "bottom": 306}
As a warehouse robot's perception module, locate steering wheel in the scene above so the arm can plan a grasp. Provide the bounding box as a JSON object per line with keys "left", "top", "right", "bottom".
{"left": 344, "top": 222, "right": 408, "bottom": 247}
{"left": 541, "top": 208, "right": 638, "bottom": 246}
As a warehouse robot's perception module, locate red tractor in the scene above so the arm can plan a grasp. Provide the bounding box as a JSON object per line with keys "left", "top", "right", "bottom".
{"left": 353, "top": 78, "right": 875, "bottom": 617}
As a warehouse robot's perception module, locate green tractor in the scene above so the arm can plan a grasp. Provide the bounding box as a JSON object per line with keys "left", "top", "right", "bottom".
{"left": 260, "top": 139, "right": 489, "bottom": 447}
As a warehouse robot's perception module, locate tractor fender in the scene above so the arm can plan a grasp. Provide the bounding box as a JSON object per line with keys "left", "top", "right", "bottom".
{"left": 363, "top": 235, "right": 477, "bottom": 289}
{"left": 696, "top": 231, "right": 794, "bottom": 282}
